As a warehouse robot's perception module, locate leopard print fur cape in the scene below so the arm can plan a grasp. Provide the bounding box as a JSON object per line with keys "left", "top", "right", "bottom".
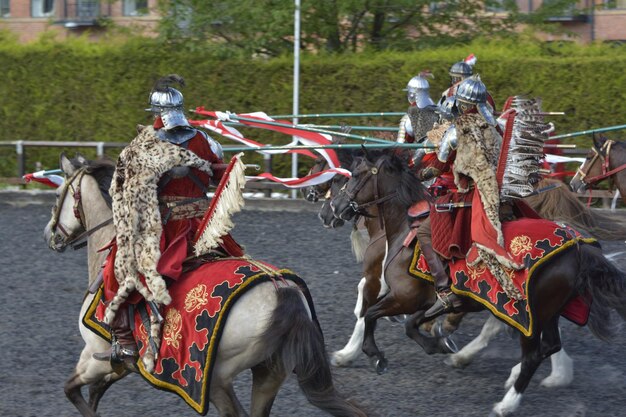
{"left": 453, "top": 113, "right": 524, "bottom": 299}
{"left": 104, "top": 125, "right": 213, "bottom": 371}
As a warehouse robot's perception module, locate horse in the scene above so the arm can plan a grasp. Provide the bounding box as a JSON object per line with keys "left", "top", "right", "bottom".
{"left": 329, "top": 150, "right": 626, "bottom": 416}
{"left": 570, "top": 134, "right": 626, "bottom": 205}
{"left": 43, "top": 154, "right": 368, "bottom": 417}
{"left": 313, "top": 149, "right": 591, "bottom": 374}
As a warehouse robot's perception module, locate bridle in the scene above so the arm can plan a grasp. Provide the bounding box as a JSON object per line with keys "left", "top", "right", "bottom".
{"left": 49, "top": 167, "right": 112, "bottom": 250}
{"left": 575, "top": 140, "right": 626, "bottom": 186}
{"left": 339, "top": 158, "right": 398, "bottom": 230}
{"left": 304, "top": 158, "right": 330, "bottom": 202}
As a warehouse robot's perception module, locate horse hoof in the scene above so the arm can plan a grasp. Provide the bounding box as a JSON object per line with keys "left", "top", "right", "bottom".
{"left": 441, "top": 336, "right": 459, "bottom": 354}
{"left": 444, "top": 355, "right": 469, "bottom": 369}
{"left": 330, "top": 353, "right": 352, "bottom": 368}
{"left": 375, "top": 358, "right": 389, "bottom": 375}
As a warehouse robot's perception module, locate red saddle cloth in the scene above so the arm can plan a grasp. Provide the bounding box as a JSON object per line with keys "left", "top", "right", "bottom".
{"left": 83, "top": 258, "right": 315, "bottom": 415}
{"left": 409, "top": 218, "right": 598, "bottom": 337}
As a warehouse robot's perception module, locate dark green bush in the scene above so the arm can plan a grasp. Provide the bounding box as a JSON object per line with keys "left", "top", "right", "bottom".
{"left": 1, "top": 35, "right": 625, "bottom": 178}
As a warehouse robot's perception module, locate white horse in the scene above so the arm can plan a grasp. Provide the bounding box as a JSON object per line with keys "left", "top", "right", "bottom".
{"left": 43, "top": 154, "right": 367, "bottom": 417}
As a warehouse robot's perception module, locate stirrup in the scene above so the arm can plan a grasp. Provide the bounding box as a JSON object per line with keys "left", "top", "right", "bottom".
{"left": 93, "top": 336, "right": 138, "bottom": 364}
{"left": 425, "top": 289, "right": 461, "bottom": 318}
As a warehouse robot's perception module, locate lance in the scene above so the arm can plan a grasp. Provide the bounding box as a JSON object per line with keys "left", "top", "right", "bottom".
{"left": 551, "top": 124, "right": 626, "bottom": 140}
{"left": 220, "top": 143, "right": 573, "bottom": 153}
{"left": 194, "top": 110, "right": 394, "bottom": 144}
{"left": 223, "top": 143, "right": 436, "bottom": 152}
{"left": 267, "top": 111, "right": 405, "bottom": 119}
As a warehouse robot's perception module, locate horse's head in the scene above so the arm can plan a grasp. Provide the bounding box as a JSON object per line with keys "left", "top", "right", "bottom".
{"left": 330, "top": 150, "right": 428, "bottom": 222}
{"left": 43, "top": 153, "right": 114, "bottom": 252}
{"left": 301, "top": 156, "right": 331, "bottom": 202}
{"left": 44, "top": 153, "right": 88, "bottom": 252}
{"left": 570, "top": 134, "right": 610, "bottom": 194}
{"left": 319, "top": 174, "right": 350, "bottom": 228}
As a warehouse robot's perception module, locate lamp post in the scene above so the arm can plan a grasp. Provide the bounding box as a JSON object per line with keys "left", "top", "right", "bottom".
{"left": 292, "top": 0, "right": 301, "bottom": 199}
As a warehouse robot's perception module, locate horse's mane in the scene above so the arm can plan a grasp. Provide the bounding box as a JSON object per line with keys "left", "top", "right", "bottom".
{"left": 70, "top": 156, "right": 115, "bottom": 203}
{"left": 357, "top": 149, "right": 430, "bottom": 208}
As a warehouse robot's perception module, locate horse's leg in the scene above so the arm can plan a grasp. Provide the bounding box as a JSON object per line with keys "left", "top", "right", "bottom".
{"left": 404, "top": 310, "right": 457, "bottom": 355}
{"left": 65, "top": 349, "right": 122, "bottom": 417}
{"left": 541, "top": 346, "right": 573, "bottom": 388}
{"left": 66, "top": 298, "right": 124, "bottom": 417}
{"left": 441, "top": 311, "right": 468, "bottom": 334}
{"left": 445, "top": 314, "right": 505, "bottom": 369}
{"left": 537, "top": 320, "right": 573, "bottom": 388}
{"left": 331, "top": 277, "right": 367, "bottom": 367}
{"left": 210, "top": 379, "right": 248, "bottom": 417}
{"left": 87, "top": 371, "right": 129, "bottom": 410}
{"left": 249, "top": 361, "right": 288, "bottom": 417}
{"left": 361, "top": 277, "right": 434, "bottom": 371}
{"left": 333, "top": 236, "right": 385, "bottom": 367}
{"left": 491, "top": 335, "right": 543, "bottom": 417}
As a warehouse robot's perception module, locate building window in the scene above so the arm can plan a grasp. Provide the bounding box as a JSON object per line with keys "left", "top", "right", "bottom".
{"left": 0, "top": 0, "right": 9, "bottom": 18}
{"left": 123, "top": 0, "right": 148, "bottom": 16}
{"left": 32, "top": 0, "right": 55, "bottom": 17}
{"left": 602, "top": 0, "right": 626, "bottom": 9}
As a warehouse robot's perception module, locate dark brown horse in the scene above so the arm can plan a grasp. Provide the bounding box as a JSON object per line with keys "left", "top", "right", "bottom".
{"left": 330, "top": 150, "right": 626, "bottom": 417}
{"left": 570, "top": 134, "right": 626, "bottom": 205}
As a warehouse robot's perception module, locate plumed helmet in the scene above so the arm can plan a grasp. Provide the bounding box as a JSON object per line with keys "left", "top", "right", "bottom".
{"left": 449, "top": 61, "right": 473, "bottom": 84}
{"left": 146, "top": 74, "right": 190, "bottom": 130}
{"left": 455, "top": 74, "right": 487, "bottom": 105}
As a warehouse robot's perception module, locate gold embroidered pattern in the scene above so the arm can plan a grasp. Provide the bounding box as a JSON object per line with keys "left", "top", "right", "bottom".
{"left": 468, "top": 263, "right": 487, "bottom": 281}
{"left": 510, "top": 235, "right": 533, "bottom": 257}
{"left": 185, "top": 284, "right": 209, "bottom": 313}
{"left": 163, "top": 308, "right": 183, "bottom": 349}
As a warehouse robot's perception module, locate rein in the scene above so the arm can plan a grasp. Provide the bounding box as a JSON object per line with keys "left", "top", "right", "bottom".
{"left": 343, "top": 159, "right": 398, "bottom": 230}
{"left": 577, "top": 140, "right": 626, "bottom": 185}
{"left": 50, "top": 167, "right": 113, "bottom": 250}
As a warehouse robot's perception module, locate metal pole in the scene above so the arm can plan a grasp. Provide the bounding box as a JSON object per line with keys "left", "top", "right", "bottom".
{"left": 96, "top": 142, "right": 104, "bottom": 157}
{"left": 291, "top": 0, "right": 301, "bottom": 199}
{"left": 16, "top": 140, "right": 25, "bottom": 178}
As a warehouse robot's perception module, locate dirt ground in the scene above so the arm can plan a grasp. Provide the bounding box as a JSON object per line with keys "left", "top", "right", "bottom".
{"left": 1, "top": 199, "right": 625, "bottom": 417}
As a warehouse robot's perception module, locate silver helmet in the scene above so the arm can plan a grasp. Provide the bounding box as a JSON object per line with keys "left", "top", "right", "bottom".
{"left": 449, "top": 61, "right": 473, "bottom": 85}
{"left": 146, "top": 74, "right": 190, "bottom": 130}
{"left": 403, "top": 73, "right": 435, "bottom": 108}
{"left": 454, "top": 74, "right": 496, "bottom": 126}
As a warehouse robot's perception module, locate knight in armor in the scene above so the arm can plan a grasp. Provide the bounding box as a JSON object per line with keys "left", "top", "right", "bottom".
{"left": 94, "top": 75, "right": 243, "bottom": 366}
{"left": 416, "top": 74, "right": 532, "bottom": 318}
{"left": 397, "top": 71, "right": 438, "bottom": 143}
{"left": 438, "top": 55, "right": 497, "bottom": 114}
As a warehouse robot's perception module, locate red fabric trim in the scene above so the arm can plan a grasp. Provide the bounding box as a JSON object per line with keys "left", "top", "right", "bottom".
{"left": 496, "top": 110, "right": 517, "bottom": 187}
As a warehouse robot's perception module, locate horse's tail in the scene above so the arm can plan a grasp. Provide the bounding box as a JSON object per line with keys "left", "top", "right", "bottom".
{"left": 526, "top": 178, "right": 626, "bottom": 240}
{"left": 260, "top": 286, "right": 368, "bottom": 417}
{"left": 577, "top": 244, "right": 626, "bottom": 341}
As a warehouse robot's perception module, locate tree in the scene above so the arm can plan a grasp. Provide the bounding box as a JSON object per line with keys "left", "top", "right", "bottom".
{"left": 156, "top": 0, "right": 580, "bottom": 56}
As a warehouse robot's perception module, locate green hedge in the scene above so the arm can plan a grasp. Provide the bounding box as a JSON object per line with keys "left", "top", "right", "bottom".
{"left": 1, "top": 34, "right": 625, "bottom": 178}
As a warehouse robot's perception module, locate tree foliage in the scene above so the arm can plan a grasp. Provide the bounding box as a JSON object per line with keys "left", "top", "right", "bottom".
{"left": 155, "top": 0, "right": 579, "bottom": 55}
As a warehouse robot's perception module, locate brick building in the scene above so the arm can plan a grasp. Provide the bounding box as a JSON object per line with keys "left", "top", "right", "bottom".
{"left": 0, "top": 0, "right": 160, "bottom": 42}
{"left": 1, "top": 0, "right": 625, "bottom": 44}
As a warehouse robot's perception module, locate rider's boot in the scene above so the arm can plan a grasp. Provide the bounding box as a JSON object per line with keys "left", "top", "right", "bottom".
{"left": 93, "top": 307, "right": 138, "bottom": 370}
{"left": 422, "top": 243, "right": 462, "bottom": 318}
